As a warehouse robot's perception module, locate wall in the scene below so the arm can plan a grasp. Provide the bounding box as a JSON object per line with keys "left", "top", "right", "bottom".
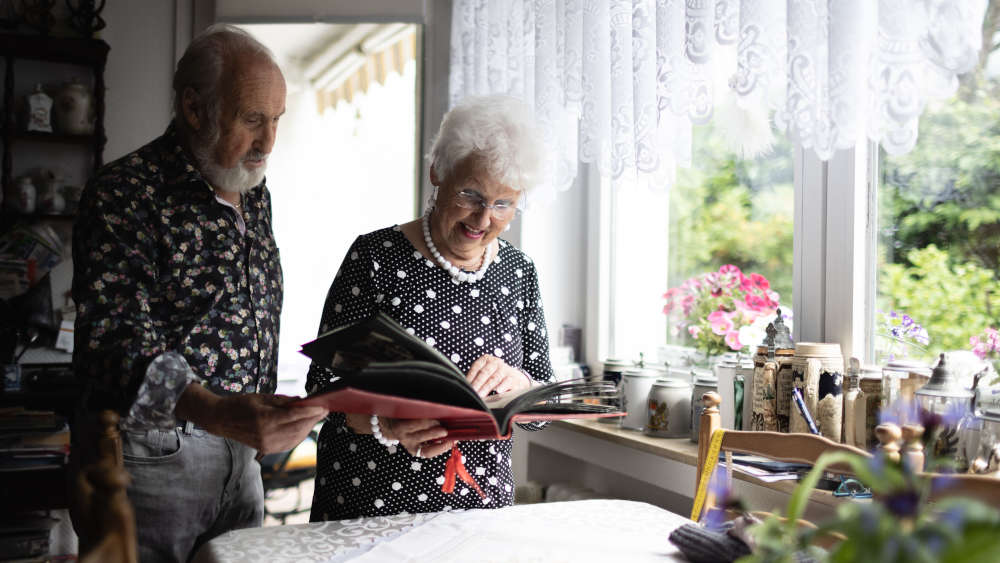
{"left": 101, "top": 1, "right": 187, "bottom": 161}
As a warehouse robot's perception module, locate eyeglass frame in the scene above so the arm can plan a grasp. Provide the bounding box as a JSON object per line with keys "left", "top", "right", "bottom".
{"left": 450, "top": 188, "right": 521, "bottom": 220}
{"left": 832, "top": 476, "right": 872, "bottom": 499}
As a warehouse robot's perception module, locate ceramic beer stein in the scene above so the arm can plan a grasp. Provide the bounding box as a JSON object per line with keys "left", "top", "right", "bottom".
{"left": 790, "top": 342, "right": 844, "bottom": 441}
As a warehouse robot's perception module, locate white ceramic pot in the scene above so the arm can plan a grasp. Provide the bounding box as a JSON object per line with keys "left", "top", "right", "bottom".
{"left": 53, "top": 79, "right": 95, "bottom": 135}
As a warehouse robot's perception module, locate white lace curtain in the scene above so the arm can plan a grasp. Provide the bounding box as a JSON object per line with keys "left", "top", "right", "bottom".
{"left": 449, "top": 0, "right": 987, "bottom": 200}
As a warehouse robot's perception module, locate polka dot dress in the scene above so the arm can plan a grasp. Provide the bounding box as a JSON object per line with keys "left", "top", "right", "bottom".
{"left": 307, "top": 225, "right": 554, "bottom": 521}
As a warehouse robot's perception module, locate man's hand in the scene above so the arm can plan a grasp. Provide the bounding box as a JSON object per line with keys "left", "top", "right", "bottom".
{"left": 175, "top": 384, "right": 329, "bottom": 454}
{"left": 465, "top": 355, "right": 532, "bottom": 397}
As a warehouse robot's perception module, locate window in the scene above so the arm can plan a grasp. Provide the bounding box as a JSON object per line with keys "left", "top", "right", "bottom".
{"left": 874, "top": 33, "right": 1000, "bottom": 364}
{"left": 609, "top": 121, "right": 795, "bottom": 363}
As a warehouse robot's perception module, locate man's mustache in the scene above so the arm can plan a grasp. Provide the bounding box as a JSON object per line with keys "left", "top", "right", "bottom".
{"left": 243, "top": 150, "right": 267, "bottom": 163}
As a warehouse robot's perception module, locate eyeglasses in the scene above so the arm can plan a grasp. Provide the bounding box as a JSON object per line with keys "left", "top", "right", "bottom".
{"left": 453, "top": 189, "right": 519, "bottom": 220}
{"left": 833, "top": 477, "right": 872, "bottom": 499}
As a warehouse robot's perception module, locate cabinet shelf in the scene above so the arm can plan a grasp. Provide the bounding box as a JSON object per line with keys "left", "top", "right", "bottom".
{"left": 0, "top": 32, "right": 109, "bottom": 66}
{"left": 10, "top": 130, "right": 99, "bottom": 145}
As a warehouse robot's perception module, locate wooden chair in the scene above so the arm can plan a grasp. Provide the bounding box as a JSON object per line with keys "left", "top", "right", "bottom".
{"left": 72, "top": 410, "right": 138, "bottom": 563}
{"left": 693, "top": 391, "right": 1000, "bottom": 522}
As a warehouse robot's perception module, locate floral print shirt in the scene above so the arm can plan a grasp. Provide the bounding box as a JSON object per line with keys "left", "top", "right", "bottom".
{"left": 72, "top": 124, "right": 283, "bottom": 421}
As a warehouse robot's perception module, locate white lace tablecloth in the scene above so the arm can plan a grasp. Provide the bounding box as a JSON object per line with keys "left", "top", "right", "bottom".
{"left": 192, "top": 499, "right": 690, "bottom": 563}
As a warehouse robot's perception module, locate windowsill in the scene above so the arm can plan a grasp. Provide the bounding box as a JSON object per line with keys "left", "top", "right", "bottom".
{"left": 547, "top": 419, "right": 849, "bottom": 510}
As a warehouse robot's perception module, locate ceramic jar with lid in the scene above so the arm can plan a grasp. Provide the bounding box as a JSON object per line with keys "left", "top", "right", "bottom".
{"left": 645, "top": 378, "right": 692, "bottom": 438}
{"left": 714, "top": 358, "right": 740, "bottom": 430}
{"left": 790, "top": 342, "right": 844, "bottom": 440}
{"left": 621, "top": 367, "right": 661, "bottom": 431}
{"left": 690, "top": 368, "right": 718, "bottom": 442}
{"left": 599, "top": 359, "right": 633, "bottom": 425}
{"left": 53, "top": 78, "right": 95, "bottom": 135}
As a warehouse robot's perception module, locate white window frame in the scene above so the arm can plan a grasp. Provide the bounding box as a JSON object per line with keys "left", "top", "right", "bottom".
{"left": 586, "top": 138, "right": 876, "bottom": 368}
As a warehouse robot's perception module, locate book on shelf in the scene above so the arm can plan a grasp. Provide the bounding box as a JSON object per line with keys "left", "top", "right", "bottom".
{"left": 297, "top": 311, "right": 621, "bottom": 440}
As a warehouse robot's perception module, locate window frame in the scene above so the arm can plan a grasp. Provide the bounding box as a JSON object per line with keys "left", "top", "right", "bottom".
{"left": 587, "top": 138, "right": 877, "bottom": 367}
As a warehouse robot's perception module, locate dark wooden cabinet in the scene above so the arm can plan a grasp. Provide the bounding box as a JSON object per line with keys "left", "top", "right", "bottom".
{"left": 0, "top": 32, "right": 108, "bottom": 213}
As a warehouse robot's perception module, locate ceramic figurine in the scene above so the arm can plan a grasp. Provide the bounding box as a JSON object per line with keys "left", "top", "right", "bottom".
{"left": 26, "top": 84, "right": 53, "bottom": 133}
{"left": 53, "top": 79, "right": 95, "bottom": 135}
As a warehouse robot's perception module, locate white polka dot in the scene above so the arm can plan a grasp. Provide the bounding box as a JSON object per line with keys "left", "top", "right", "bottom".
{"left": 426, "top": 337, "right": 436, "bottom": 347}
{"left": 494, "top": 348, "right": 504, "bottom": 357}
{"left": 443, "top": 505, "right": 452, "bottom": 511}
{"left": 481, "top": 316, "right": 491, "bottom": 324}
{"left": 349, "top": 443, "right": 357, "bottom": 452}
{"left": 516, "top": 268, "right": 523, "bottom": 277}
{"left": 418, "top": 493, "right": 428, "bottom": 502}
{"left": 392, "top": 482, "right": 402, "bottom": 491}
{"left": 436, "top": 476, "right": 445, "bottom": 485}
{"left": 474, "top": 337, "right": 484, "bottom": 346}
{"left": 426, "top": 289, "right": 436, "bottom": 299}
{"left": 488, "top": 477, "right": 498, "bottom": 486}
{"left": 504, "top": 484, "right": 512, "bottom": 492}
{"left": 334, "top": 304, "right": 343, "bottom": 313}
{"left": 441, "top": 320, "right": 451, "bottom": 329}
{"left": 375, "top": 294, "right": 384, "bottom": 303}
{"left": 501, "top": 286, "right": 510, "bottom": 295}
{"left": 383, "top": 240, "right": 393, "bottom": 248}
{"left": 375, "top": 498, "right": 384, "bottom": 508}
{"left": 319, "top": 477, "right": 326, "bottom": 486}
{"left": 406, "top": 327, "right": 415, "bottom": 335}
{"left": 350, "top": 251, "right": 358, "bottom": 260}
{"left": 337, "top": 495, "right": 345, "bottom": 504}
{"left": 503, "top": 333, "right": 512, "bottom": 342}
{"left": 460, "top": 488, "right": 469, "bottom": 496}
{"left": 451, "top": 353, "right": 461, "bottom": 363}
{"left": 452, "top": 305, "right": 462, "bottom": 314}
{"left": 530, "top": 351, "right": 540, "bottom": 360}
{"left": 373, "top": 261, "right": 380, "bottom": 270}
{"left": 367, "top": 460, "right": 376, "bottom": 470}
{"left": 397, "top": 270, "right": 407, "bottom": 278}
{"left": 413, "top": 251, "right": 422, "bottom": 259}
{"left": 391, "top": 297, "right": 401, "bottom": 306}
{"left": 425, "top": 260, "right": 434, "bottom": 268}
{"left": 489, "top": 445, "right": 497, "bottom": 454}
{"left": 387, "top": 445, "right": 397, "bottom": 454}
{"left": 528, "top": 322, "right": 537, "bottom": 331}
{"left": 482, "top": 497, "right": 491, "bottom": 505}
{"left": 411, "top": 461, "right": 422, "bottom": 471}
{"left": 475, "top": 467, "right": 486, "bottom": 476}
{"left": 413, "top": 304, "right": 424, "bottom": 313}
{"left": 352, "top": 477, "right": 361, "bottom": 486}
{"left": 509, "top": 316, "right": 518, "bottom": 324}
{"left": 351, "top": 286, "right": 360, "bottom": 296}
{"left": 470, "top": 289, "right": 480, "bottom": 297}
{"left": 332, "top": 461, "right": 341, "bottom": 470}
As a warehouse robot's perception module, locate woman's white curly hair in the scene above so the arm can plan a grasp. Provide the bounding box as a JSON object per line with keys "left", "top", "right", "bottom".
{"left": 428, "top": 95, "right": 543, "bottom": 195}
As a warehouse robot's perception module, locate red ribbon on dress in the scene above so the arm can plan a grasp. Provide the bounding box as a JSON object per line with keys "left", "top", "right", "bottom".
{"left": 441, "top": 443, "right": 487, "bottom": 499}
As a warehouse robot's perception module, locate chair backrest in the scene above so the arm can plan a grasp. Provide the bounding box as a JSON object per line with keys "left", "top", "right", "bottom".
{"left": 694, "top": 391, "right": 1000, "bottom": 520}
{"left": 74, "top": 410, "right": 138, "bottom": 563}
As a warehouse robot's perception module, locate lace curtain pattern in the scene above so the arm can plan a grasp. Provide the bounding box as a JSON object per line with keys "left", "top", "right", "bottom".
{"left": 449, "top": 0, "right": 987, "bottom": 199}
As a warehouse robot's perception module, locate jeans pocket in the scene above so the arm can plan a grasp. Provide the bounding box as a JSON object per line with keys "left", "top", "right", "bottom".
{"left": 122, "top": 428, "right": 183, "bottom": 464}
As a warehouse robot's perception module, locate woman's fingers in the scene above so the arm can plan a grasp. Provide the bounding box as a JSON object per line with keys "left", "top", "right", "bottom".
{"left": 467, "top": 356, "right": 505, "bottom": 396}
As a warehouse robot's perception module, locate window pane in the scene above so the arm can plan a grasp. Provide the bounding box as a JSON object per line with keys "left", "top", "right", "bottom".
{"left": 611, "top": 122, "right": 794, "bottom": 363}
{"left": 875, "top": 3, "right": 1000, "bottom": 365}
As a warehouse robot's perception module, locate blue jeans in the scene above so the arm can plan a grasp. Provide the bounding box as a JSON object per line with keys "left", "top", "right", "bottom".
{"left": 121, "top": 425, "right": 264, "bottom": 563}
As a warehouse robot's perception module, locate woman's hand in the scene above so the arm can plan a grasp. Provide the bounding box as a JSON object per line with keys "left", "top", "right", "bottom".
{"left": 466, "top": 355, "right": 532, "bottom": 398}
{"left": 344, "top": 413, "right": 454, "bottom": 458}
{"left": 386, "top": 418, "right": 455, "bottom": 458}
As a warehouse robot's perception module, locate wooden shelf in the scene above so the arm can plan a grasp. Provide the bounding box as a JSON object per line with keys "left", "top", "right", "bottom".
{"left": 553, "top": 419, "right": 849, "bottom": 509}
{"left": 0, "top": 466, "right": 69, "bottom": 511}
{"left": 11, "top": 130, "right": 98, "bottom": 145}
{"left": 0, "top": 33, "right": 109, "bottom": 66}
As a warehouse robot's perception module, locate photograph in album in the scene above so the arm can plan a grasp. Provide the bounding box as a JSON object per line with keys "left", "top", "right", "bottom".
{"left": 297, "top": 311, "right": 621, "bottom": 439}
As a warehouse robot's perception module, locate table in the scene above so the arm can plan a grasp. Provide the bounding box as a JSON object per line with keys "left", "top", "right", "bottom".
{"left": 192, "top": 499, "right": 691, "bottom": 562}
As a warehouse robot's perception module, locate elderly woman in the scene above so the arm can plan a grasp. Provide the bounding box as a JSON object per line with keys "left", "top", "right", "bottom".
{"left": 307, "top": 95, "right": 553, "bottom": 520}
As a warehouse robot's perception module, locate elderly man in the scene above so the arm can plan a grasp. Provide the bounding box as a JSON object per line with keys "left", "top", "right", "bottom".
{"left": 71, "top": 24, "right": 327, "bottom": 562}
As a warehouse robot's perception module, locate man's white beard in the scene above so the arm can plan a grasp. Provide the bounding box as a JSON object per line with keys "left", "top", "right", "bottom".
{"left": 192, "top": 139, "right": 267, "bottom": 195}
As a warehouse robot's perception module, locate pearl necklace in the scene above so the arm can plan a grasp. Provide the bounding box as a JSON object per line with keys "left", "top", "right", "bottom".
{"left": 422, "top": 211, "right": 492, "bottom": 284}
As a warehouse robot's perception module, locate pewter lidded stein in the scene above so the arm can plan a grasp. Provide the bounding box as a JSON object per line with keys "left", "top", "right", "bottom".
{"left": 751, "top": 310, "right": 795, "bottom": 432}
{"left": 915, "top": 353, "right": 974, "bottom": 466}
